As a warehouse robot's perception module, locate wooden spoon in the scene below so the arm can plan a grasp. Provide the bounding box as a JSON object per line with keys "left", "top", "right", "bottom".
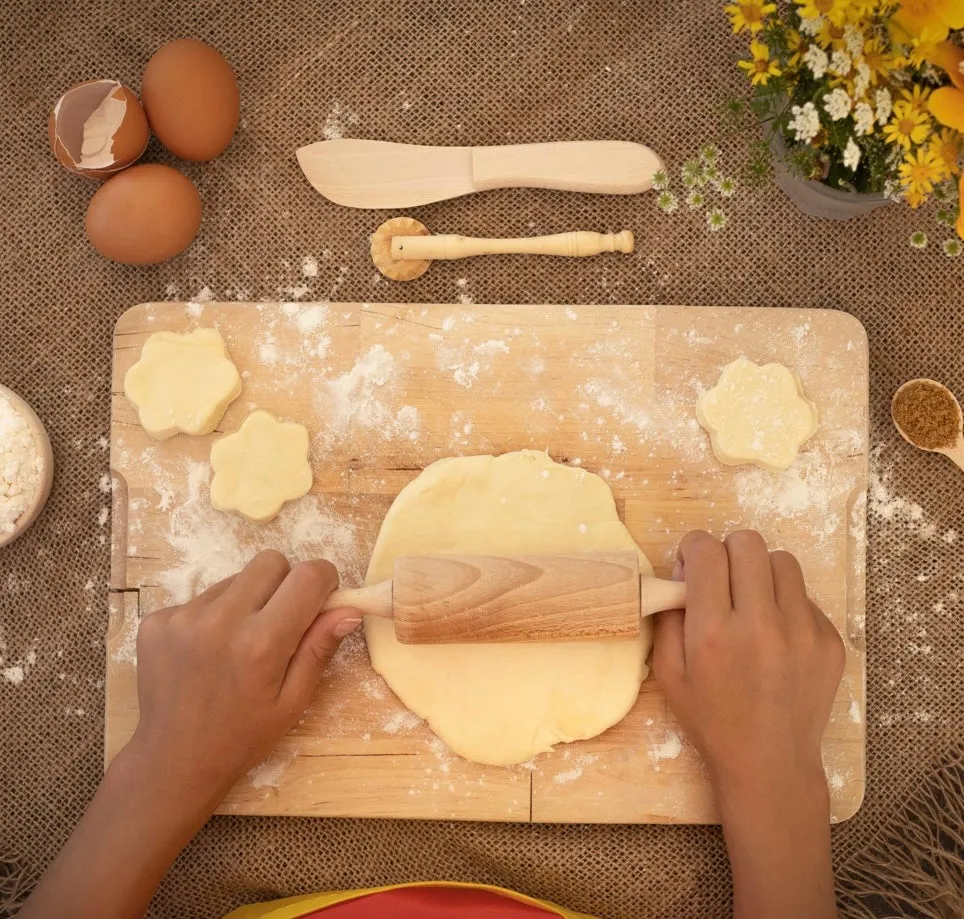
{"left": 892, "top": 378, "right": 964, "bottom": 473}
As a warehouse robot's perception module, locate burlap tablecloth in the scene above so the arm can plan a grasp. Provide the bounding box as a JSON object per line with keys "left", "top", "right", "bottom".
{"left": 2, "top": 2, "right": 962, "bottom": 917}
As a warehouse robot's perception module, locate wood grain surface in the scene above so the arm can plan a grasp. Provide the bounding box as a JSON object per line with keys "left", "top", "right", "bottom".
{"left": 107, "top": 301, "right": 868, "bottom": 824}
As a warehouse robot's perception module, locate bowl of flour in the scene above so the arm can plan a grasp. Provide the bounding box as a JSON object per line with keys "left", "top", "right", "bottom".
{"left": 0, "top": 384, "right": 54, "bottom": 547}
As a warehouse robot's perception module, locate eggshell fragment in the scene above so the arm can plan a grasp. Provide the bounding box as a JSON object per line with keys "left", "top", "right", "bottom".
{"left": 142, "top": 39, "right": 240, "bottom": 161}
{"left": 49, "top": 80, "right": 149, "bottom": 179}
{"left": 85, "top": 164, "right": 202, "bottom": 264}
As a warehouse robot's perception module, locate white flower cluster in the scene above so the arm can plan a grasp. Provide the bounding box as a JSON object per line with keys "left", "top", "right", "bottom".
{"left": 830, "top": 50, "right": 852, "bottom": 77}
{"left": 799, "top": 15, "right": 823, "bottom": 36}
{"left": 875, "top": 88, "right": 893, "bottom": 125}
{"left": 843, "top": 137, "right": 861, "bottom": 171}
{"left": 789, "top": 101, "right": 821, "bottom": 143}
{"left": 854, "top": 101, "right": 875, "bottom": 135}
{"left": 844, "top": 25, "right": 864, "bottom": 58}
{"left": 824, "top": 87, "right": 853, "bottom": 121}
{"left": 805, "top": 44, "right": 829, "bottom": 79}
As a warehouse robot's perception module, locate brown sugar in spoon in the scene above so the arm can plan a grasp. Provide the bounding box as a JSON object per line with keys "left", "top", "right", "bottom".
{"left": 891, "top": 378, "right": 964, "bottom": 473}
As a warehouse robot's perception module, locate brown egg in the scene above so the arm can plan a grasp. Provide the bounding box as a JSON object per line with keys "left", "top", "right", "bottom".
{"left": 85, "top": 164, "right": 202, "bottom": 264}
{"left": 141, "top": 39, "right": 240, "bottom": 161}
{"left": 49, "top": 80, "right": 149, "bottom": 179}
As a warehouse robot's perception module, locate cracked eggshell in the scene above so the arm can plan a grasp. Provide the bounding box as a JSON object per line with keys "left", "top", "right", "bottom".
{"left": 48, "top": 80, "right": 150, "bottom": 179}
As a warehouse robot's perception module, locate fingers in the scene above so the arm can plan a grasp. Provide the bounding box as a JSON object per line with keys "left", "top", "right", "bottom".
{"left": 222, "top": 550, "right": 291, "bottom": 612}
{"left": 770, "top": 550, "right": 810, "bottom": 620}
{"left": 652, "top": 609, "right": 686, "bottom": 690}
{"left": 259, "top": 559, "right": 341, "bottom": 655}
{"left": 724, "top": 530, "right": 775, "bottom": 614}
{"left": 678, "top": 531, "right": 732, "bottom": 637}
{"left": 280, "top": 607, "right": 363, "bottom": 707}
{"left": 194, "top": 573, "right": 236, "bottom": 604}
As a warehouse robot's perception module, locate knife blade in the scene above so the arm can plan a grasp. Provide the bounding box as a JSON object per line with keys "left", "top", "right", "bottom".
{"left": 295, "top": 139, "right": 663, "bottom": 209}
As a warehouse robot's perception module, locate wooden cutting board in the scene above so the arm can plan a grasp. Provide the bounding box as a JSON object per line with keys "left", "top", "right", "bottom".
{"left": 107, "top": 301, "right": 867, "bottom": 823}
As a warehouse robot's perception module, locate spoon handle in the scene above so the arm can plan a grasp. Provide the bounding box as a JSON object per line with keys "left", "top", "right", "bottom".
{"left": 940, "top": 441, "right": 964, "bottom": 474}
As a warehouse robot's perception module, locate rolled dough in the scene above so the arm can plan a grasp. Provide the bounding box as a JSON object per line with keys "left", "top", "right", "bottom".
{"left": 364, "top": 449, "right": 652, "bottom": 766}
{"left": 696, "top": 356, "right": 818, "bottom": 472}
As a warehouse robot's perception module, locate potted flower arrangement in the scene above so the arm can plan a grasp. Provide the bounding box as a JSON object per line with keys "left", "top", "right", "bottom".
{"left": 725, "top": 0, "right": 964, "bottom": 233}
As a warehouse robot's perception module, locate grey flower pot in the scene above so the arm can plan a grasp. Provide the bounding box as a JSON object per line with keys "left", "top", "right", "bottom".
{"left": 769, "top": 130, "right": 891, "bottom": 221}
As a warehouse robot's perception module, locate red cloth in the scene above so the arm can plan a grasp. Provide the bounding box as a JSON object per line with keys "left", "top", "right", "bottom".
{"left": 300, "top": 886, "right": 558, "bottom": 918}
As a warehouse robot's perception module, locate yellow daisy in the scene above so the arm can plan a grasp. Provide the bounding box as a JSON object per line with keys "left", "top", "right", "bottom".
{"left": 905, "top": 26, "right": 946, "bottom": 67}
{"left": 862, "top": 37, "right": 892, "bottom": 85}
{"left": 905, "top": 188, "right": 927, "bottom": 208}
{"left": 815, "top": 18, "right": 850, "bottom": 49}
{"left": 787, "top": 29, "right": 809, "bottom": 68}
{"left": 929, "top": 128, "right": 962, "bottom": 178}
{"left": 883, "top": 100, "right": 933, "bottom": 149}
{"left": 898, "top": 146, "right": 944, "bottom": 202}
{"left": 737, "top": 40, "right": 783, "bottom": 86}
{"left": 725, "top": 0, "right": 777, "bottom": 33}
{"left": 795, "top": 0, "right": 851, "bottom": 26}
{"left": 900, "top": 84, "right": 933, "bottom": 113}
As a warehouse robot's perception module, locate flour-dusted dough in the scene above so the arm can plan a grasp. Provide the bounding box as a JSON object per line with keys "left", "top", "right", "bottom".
{"left": 696, "top": 357, "right": 819, "bottom": 472}
{"left": 364, "top": 449, "right": 652, "bottom": 767}
{"left": 124, "top": 328, "right": 242, "bottom": 440}
{"left": 209, "top": 410, "right": 313, "bottom": 523}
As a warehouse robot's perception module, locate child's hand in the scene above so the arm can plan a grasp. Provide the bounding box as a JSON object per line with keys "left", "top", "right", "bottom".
{"left": 125, "top": 550, "right": 362, "bottom": 812}
{"left": 653, "top": 530, "right": 845, "bottom": 919}
{"left": 652, "top": 529, "right": 845, "bottom": 801}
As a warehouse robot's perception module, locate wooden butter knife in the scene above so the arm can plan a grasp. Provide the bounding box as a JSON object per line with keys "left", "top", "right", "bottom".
{"left": 295, "top": 139, "right": 664, "bottom": 209}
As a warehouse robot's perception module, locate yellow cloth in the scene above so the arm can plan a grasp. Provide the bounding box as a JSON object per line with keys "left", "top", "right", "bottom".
{"left": 224, "top": 881, "right": 597, "bottom": 919}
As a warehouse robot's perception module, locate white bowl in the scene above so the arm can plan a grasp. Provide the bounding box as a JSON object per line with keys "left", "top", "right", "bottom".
{"left": 0, "top": 384, "right": 54, "bottom": 548}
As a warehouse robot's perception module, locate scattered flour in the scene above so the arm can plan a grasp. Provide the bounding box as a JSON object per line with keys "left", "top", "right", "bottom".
{"left": 156, "top": 460, "right": 361, "bottom": 606}
{"left": 301, "top": 255, "right": 319, "bottom": 278}
{"left": 382, "top": 710, "right": 422, "bottom": 734}
{"left": 648, "top": 732, "right": 682, "bottom": 766}
{"left": 322, "top": 102, "right": 359, "bottom": 140}
{"left": 553, "top": 753, "right": 598, "bottom": 784}
{"left": 324, "top": 344, "right": 417, "bottom": 440}
{"left": 248, "top": 750, "right": 296, "bottom": 789}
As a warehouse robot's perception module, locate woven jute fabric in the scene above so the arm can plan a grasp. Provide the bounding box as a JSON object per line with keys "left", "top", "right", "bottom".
{"left": 2, "top": 1, "right": 962, "bottom": 917}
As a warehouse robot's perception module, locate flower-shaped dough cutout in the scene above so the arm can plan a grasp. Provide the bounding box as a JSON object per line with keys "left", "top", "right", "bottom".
{"left": 209, "top": 410, "right": 313, "bottom": 523}
{"left": 696, "top": 357, "right": 819, "bottom": 472}
{"left": 124, "top": 328, "right": 242, "bottom": 440}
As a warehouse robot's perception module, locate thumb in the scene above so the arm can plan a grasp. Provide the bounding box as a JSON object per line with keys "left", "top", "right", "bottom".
{"left": 281, "top": 607, "right": 363, "bottom": 708}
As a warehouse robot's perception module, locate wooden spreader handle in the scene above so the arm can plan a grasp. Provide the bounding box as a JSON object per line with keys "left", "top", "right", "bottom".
{"left": 326, "top": 552, "right": 687, "bottom": 645}
{"left": 392, "top": 230, "right": 634, "bottom": 262}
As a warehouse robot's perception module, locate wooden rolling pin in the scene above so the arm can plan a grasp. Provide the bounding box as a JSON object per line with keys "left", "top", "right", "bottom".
{"left": 392, "top": 229, "right": 634, "bottom": 261}
{"left": 326, "top": 551, "right": 686, "bottom": 644}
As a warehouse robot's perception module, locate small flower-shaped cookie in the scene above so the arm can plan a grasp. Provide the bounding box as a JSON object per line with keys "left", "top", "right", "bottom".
{"left": 209, "top": 410, "right": 313, "bottom": 522}
{"left": 697, "top": 357, "right": 819, "bottom": 472}
{"left": 124, "top": 328, "right": 242, "bottom": 440}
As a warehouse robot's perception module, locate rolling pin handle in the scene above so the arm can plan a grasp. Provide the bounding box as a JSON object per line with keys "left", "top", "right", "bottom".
{"left": 640, "top": 577, "right": 687, "bottom": 616}
{"left": 325, "top": 579, "right": 393, "bottom": 619}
